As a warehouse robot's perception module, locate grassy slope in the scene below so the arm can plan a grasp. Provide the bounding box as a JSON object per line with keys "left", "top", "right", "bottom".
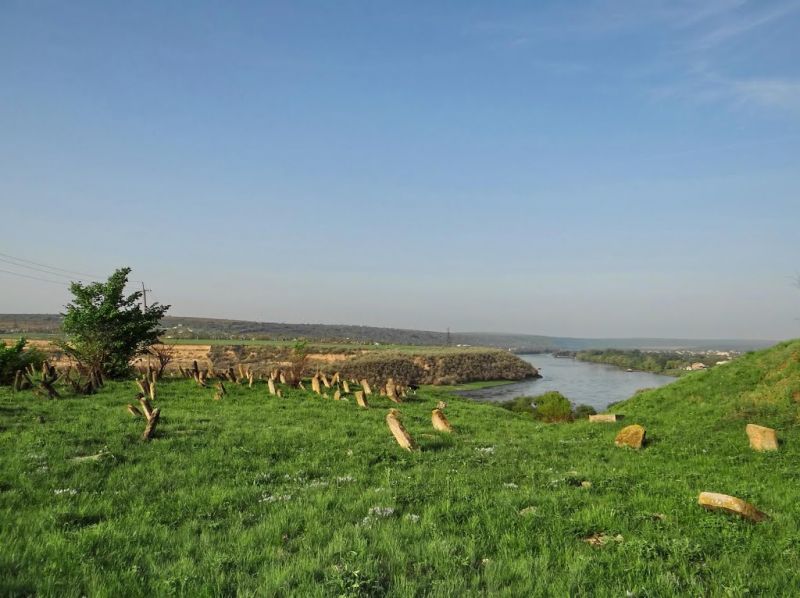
{"left": 1, "top": 341, "right": 799, "bottom": 596}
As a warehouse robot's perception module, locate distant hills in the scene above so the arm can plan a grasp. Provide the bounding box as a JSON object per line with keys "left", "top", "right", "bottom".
{"left": 0, "top": 314, "right": 777, "bottom": 353}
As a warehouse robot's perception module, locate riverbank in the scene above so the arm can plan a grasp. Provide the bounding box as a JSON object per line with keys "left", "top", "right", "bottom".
{"left": 551, "top": 349, "right": 738, "bottom": 377}
{"left": 457, "top": 353, "right": 675, "bottom": 411}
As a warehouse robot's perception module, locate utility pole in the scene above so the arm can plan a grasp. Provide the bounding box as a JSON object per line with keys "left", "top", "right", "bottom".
{"left": 141, "top": 281, "right": 153, "bottom": 369}
{"left": 141, "top": 282, "right": 152, "bottom": 310}
{"left": 446, "top": 327, "right": 451, "bottom": 346}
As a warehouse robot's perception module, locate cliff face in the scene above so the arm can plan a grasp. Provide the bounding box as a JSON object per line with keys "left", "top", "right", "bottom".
{"left": 201, "top": 346, "right": 539, "bottom": 385}
{"left": 25, "top": 340, "right": 539, "bottom": 385}
{"left": 334, "top": 350, "right": 539, "bottom": 385}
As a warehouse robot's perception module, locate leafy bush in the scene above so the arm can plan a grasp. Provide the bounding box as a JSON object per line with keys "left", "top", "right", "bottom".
{"left": 499, "top": 395, "right": 535, "bottom": 415}
{"left": 500, "top": 391, "right": 581, "bottom": 422}
{"left": 573, "top": 404, "right": 597, "bottom": 419}
{"left": 532, "top": 391, "right": 574, "bottom": 422}
{"left": 59, "top": 267, "right": 169, "bottom": 379}
{"left": 0, "top": 338, "right": 44, "bottom": 385}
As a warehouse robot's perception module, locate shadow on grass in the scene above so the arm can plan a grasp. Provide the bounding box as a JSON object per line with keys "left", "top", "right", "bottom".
{"left": 416, "top": 433, "right": 455, "bottom": 452}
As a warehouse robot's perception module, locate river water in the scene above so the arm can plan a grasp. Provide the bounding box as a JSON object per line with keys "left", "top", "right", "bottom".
{"left": 459, "top": 353, "right": 675, "bottom": 411}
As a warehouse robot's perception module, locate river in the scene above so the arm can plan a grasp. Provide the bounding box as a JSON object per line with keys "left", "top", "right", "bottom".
{"left": 459, "top": 353, "right": 675, "bottom": 411}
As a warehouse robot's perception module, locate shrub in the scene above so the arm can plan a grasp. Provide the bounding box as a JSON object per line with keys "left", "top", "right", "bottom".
{"left": 0, "top": 338, "right": 44, "bottom": 385}
{"left": 532, "top": 391, "right": 574, "bottom": 422}
{"left": 499, "top": 396, "right": 535, "bottom": 415}
{"left": 59, "top": 267, "right": 169, "bottom": 378}
{"left": 499, "top": 392, "right": 579, "bottom": 422}
{"left": 573, "top": 404, "right": 597, "bottom": 419}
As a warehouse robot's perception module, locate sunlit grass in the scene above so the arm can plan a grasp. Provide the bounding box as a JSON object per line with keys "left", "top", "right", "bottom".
{"left": 1, "top": 341, "right": 799, "bottom": 595}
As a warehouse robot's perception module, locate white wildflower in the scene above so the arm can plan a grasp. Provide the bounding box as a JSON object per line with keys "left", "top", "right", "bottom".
{"left": 260, "top": 493, "right": 292, "bottom": 503}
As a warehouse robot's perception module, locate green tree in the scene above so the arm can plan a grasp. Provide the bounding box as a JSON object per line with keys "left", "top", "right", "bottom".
{"left": 59, "top": 268, "right": 170, "bottom": 378}
{"left": 0, "top": 338, "right": 44, "bottom": 385}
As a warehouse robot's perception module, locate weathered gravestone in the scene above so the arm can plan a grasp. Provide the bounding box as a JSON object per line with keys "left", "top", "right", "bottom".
{"left": 614, "top": 424, "right": 646, "bottom": 449}
{"left": 589, "top": 414, "right": 618, "bottom": 423}
{"left": 745, "top": 424, "right": 778, "bottom": 452}
{"left": 698, "top": 492, "right": 768, "bottom": 522}
{"left": 431, "top": 408, "right": 454, "bottom": 433}
{"left": 386, "top": 409, "right": 417, "bottom": 451}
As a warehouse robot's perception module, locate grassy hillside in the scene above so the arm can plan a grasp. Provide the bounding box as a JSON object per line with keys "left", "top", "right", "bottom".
{"left": 1, "top": 341, "right": 799, "bottom": 595}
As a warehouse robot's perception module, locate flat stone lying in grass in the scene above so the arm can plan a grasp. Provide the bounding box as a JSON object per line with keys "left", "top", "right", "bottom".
{"left": 589, "top": 414, "right": 618, "bottom": 423}
{"left": 698, "top": 492, "right": 768, "bottom": 522}
{"left": 614, "top": 424, "right": 645, "bottom": 449}
{"left": 746, "top": 424, "right": 778, "bottom": 452}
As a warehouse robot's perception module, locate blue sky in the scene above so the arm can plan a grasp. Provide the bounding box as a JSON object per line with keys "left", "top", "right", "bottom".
{"left": 1, "top": 0, "right": 799, "bottom": 339}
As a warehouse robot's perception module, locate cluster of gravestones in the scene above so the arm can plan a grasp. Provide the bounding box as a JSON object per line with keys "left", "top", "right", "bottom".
{"left": 588, "top": 412, "right": 778, "bottom": 522}
{"left": 175, "top": 362, "right": 455, "bottom": 451}
{"left": 12, "top": 361, "right": 103, "bottom": 397}
{"left": 177, "top": 361, "right": 256, "bottom": 388}
{"left": 386, "top": 402, "right": 454, "bottom": 451}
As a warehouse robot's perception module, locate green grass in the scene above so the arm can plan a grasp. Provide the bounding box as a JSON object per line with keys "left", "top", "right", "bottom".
{"left": 2, "top": 341, "right": 800, "bottom": 595}
{"left": 430, "top": 379, "right": 518, "bottom": 392}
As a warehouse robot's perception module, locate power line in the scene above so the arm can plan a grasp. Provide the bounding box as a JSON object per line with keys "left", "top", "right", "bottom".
{"left": 0, "top": 252, "right": 105, "bottom": 280}
{"left": 0, "top": 251, "right": 144, "bottom": 283}
{"left": 0, "top": 257, "right": 92, "bottom": 281}
{"left": 0, "top": 267, "right": 70, "bottom": 286}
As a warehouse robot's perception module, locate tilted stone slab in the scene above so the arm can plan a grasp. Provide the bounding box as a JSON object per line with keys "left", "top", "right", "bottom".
{"left": 614, "top": 424, "right": 645, "bottom": 449}
{"left": 431, "top": 408, "right": 454, "bottom": 433}
{"left": 386, "top": 409, "right": 417, "bottom": 451}
{"left": 698, "top": 492, "right": 768, "bottom": 522}
{"left": 746, "top": 424, "right": 778, "bottom": 452}
{"left": 386, "top": 378, "right": 401, "bottom": 403}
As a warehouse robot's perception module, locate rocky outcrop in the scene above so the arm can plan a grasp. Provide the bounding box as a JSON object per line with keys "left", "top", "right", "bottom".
{"left": 27, "top": 340, "right": 539, "bottom": 386}
{"left": 332, "top": 350, "right": 539, "bottom": 385}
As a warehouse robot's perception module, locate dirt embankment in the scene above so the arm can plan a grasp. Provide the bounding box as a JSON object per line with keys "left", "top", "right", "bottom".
{"left": 26, "top": 341, "right": 539, "bottom": 385}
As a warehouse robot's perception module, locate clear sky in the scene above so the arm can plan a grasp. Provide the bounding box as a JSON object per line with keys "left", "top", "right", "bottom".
{"left": 1, "top": 0, "right": 799, "bottom": 339}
